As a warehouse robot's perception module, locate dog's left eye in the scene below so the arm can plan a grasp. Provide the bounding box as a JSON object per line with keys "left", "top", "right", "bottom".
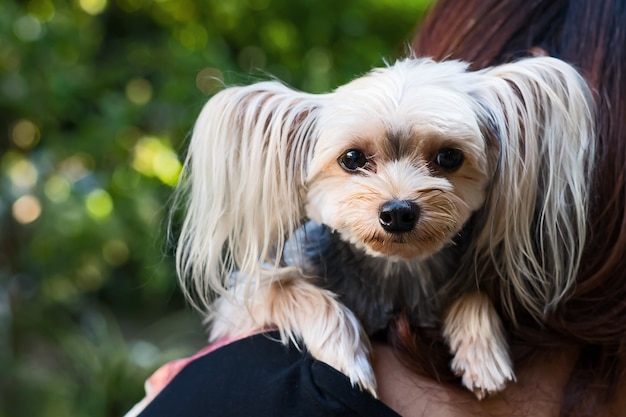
{"left": 435, "top": 148, "right": 464, "bottom": 171}
{"left": 339, "top": 149, "right": 368, "bottom": 172}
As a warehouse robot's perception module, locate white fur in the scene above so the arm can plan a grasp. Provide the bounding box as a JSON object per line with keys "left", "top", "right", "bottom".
{"left": 174, "top": 57, "right": 595, "bottom": 397}
{"left": 470, "top": 58, "right": 594, "bottom": 319}
{"left": 443, "top": 292, "right": 515, "bottom": 399}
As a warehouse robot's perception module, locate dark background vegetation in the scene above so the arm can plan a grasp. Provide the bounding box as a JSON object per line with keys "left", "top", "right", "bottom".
{"left": 0, "top": 0, "right": 432, "bottom": 415}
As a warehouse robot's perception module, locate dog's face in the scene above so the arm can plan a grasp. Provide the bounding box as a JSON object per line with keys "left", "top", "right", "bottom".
{"left": 305, "top": 62, "right": 492, "bottom": 259}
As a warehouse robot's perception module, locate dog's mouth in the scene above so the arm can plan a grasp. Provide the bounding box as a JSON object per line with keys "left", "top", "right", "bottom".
{"left": 358, "top": 218, "right": 463, "bottom": 259}
{"left": 363, "top": 231, "right": 440, "bottom": 259}
{"left": 335, "top": 196, "right": 467, "bottom": 259}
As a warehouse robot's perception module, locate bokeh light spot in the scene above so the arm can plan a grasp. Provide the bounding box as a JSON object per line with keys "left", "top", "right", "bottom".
{"left": 195, "top": 68, "right": 224, "bottom": 95}
{"left": 11, "top": 119, "right": 40, "bottom": 150}
{"left": 132, "top": 137, "right": 182, "bottom": 186}
{"left": 262, "top": 20, "right": 298, "bottom": 52}
{"left": 59, "top": 153, "right": 94, "bottom": 183}
{"left": 12, "top": 195, "right": 42, "bottom": 224}
{"left": 44, "top": 175, "right": 71, "bottom": 203}
{"left": 9, "top": 158, "right": 38, "bottom": 188}
{"left": 79, "top": 0, "right": 108, "bottom": 15}
{"left": 85, "top": 189, "right": 113, "bottom": 220}
{"left": 178, "top": 24, "right": 208, "bottom": 51}
{"left": 13, "top": 15, "right": 43, "bottom": 42}
{"left": 125, "top": 78, "right": 153, "bottom": 105}
{"left": 75, "top": 261, "right": 105, "bottom": 291}
{"left": 27, "top": 0, "right": 56, "bottom": 21}
{"left": 102, "top": 239, "right": 130, "bottom": 266}
{"left": 153, "top": 150, "right": 182, "bottom": 186}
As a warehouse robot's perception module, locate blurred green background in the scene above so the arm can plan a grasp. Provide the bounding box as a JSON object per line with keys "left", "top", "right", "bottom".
{"left": 0, "top": 0, "right": 432, "bottom": 415}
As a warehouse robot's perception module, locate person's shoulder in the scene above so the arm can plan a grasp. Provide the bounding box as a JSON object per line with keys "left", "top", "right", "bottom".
{"left": 137, "top": 332, "right": 400, "bottom": 417}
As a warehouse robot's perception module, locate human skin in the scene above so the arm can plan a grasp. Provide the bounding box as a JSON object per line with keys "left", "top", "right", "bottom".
{"left": 372, "top": 342, "right": 626, "bottom": 417}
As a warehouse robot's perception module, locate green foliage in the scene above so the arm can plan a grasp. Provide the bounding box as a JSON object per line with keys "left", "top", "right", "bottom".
{"left": 0, "top": 0, "right": 432, "bottom": 415}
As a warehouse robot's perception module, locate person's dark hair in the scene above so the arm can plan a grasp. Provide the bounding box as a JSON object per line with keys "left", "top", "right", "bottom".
{"left": 390, "top": 1, "right": 626, "bottom": 416}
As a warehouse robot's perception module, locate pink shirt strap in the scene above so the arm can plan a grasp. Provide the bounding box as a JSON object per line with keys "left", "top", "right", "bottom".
{"left": 124, "top": 331, "right": 266, "bottom": 417}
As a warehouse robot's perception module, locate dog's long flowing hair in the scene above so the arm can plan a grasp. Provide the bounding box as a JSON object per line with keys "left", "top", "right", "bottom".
{"left": 411, "top": 0, "right": 623, "bottom": 414}
{"left": 175, "top": 56, "right": 594, "bottom": 330}
{"left": 175, "top": 83, "right": 321, "bottom": 312}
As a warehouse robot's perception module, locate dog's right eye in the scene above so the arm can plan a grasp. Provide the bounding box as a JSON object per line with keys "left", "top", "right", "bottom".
{"left": 339, "top": 149, "right": 368, "bottom": 172}
{"left": 434, "top": 148, "right": 464, "bottom": 171}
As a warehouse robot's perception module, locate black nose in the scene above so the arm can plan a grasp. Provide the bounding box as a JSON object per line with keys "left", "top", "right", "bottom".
{"left": 379, "top": 200, "right": 420, "bottom": 233}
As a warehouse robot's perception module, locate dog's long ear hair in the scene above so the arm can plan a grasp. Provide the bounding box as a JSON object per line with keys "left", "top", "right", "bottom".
{"left": 175, "top": 82, "right": 322, "bottom": 312}
{"left": 469, "top": 57, "right": 595, "bottom": 321}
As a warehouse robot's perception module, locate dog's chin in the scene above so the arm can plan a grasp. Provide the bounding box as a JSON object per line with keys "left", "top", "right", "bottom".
{"left": 343, "top": 231, "right": 448, "bottom": 261}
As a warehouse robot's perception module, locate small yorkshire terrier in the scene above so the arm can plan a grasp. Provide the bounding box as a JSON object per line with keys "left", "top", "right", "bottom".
{"left": 175, "top": 57, "right": 594, "bottom": 398}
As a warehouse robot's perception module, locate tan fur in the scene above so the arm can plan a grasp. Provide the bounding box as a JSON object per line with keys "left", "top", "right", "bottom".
{"left": 443, "top": 293, "right": 515, "bottom": 399}
{"left": 210, "top": 274, "right": 375, "bottom": 394}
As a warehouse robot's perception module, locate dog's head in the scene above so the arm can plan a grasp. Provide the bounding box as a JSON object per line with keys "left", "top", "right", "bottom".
{"left": 305, "top": 60, "right": 491, "bottom": 260}
{"left": 176, "top": 57, "right": 594, "bottom": 320}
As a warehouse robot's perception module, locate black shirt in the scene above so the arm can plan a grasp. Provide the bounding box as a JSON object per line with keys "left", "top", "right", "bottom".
{"left": 138, "top": 332, "right": 400, "bottom": 417}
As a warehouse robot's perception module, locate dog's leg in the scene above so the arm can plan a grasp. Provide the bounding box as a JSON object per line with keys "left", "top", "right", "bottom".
{"left": 210, "top": 275, "right": 377, "bottom": 396}
{"left": 442, "top": 292, "right": 514, "bottom": 399}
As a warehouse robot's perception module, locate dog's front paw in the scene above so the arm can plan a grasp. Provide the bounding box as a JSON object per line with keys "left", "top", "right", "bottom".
{"left": 443, "top": 292, "right": 515, "bottom": 399}
{"left": 280, "top": 280, "right": 377, "bottom": 396}
{"left": 210, "top": 277, "right": 377, "bottom": 397}
{"left": 306, "top": 322, "right": 376, "bottom": 396}
{"left": 448, "top": 334, "right": 514, "bottom": 399}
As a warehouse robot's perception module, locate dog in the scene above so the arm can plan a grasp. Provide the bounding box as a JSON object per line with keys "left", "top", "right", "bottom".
{"left": 174, "top": 57, "right": 594, "bottom": 399}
